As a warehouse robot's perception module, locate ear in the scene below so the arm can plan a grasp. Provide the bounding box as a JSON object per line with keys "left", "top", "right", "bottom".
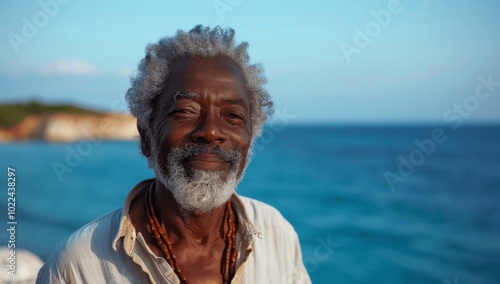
{"left": 137, "top": 123, "right": 151, "bottom": 157}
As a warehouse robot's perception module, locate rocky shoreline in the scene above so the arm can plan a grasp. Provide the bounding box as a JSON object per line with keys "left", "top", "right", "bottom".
{"left": 0, "top": 113, "right": 138, "bottom": 143}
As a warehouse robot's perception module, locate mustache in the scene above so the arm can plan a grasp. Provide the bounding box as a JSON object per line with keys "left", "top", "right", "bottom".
{"left": 169, "top": 145, "right": 242, "bottom": 164}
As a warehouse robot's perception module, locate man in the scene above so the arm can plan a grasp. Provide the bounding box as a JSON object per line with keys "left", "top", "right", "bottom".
{"left": 37, "top": 25, "right": 311, "bottom": 283}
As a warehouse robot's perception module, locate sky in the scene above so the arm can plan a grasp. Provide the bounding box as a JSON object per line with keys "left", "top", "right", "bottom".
{"left": 1, "top": 0, "right": 499, "bottom": 124}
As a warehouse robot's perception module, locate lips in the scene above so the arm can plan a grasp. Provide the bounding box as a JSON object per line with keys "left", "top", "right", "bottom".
{"left": 183, "top": 154, "right": 229, "bottom": 171}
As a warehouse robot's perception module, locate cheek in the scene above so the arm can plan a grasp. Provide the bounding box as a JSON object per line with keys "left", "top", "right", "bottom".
{"left": 234, "top": 132, "right": 251, "bottom": 173}
{"left": 150, "top": 128, "right": 177, "bottom": 165}
{"left": 155, "top": 121, "right": 191, "bottom": 148}
{"left": 233, "top": 129, "right": 251, "bottom": 154}
{"left": 239, "top": 154, "right": 248, "bottom": 172}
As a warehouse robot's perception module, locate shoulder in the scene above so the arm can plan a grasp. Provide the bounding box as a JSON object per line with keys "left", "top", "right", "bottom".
{"left": 236, "top": 196, "right": 298, "bottom": 237}
{"left": 36, "top": 208, "right": 122, "bottom": 283}
{"left": 235, "top": 196, "right": 311, "bottom": 283}
{"left": 56, "top": 207, "right": 122, "bottom": 258}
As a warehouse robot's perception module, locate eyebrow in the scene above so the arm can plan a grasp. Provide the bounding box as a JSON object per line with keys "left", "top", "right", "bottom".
{"left": 223, "top": 98, "right": 246, "bottom": 107}
{"left": 173, "top": 91, "right": 198, "bottom": 101}
{"left": 173, "top": 91, "right": 246, "bottom": 107}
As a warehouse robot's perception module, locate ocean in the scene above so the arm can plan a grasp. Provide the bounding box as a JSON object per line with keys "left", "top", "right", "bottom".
{"left": 1, "top": 125, "right": 499, "bottom": 283}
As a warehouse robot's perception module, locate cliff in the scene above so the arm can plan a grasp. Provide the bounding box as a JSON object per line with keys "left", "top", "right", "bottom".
{"left": 0, "top": 112, "right": 138, "bottom": 142}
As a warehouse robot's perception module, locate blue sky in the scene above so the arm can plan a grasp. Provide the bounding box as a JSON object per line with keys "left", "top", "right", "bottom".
{"left": 1, "top": 0, "right": 499, "bottom": 123}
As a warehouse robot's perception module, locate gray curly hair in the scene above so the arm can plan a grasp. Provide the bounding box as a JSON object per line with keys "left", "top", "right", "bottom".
{"left": 125, "top": 25, "right": 273, "bottom": 144}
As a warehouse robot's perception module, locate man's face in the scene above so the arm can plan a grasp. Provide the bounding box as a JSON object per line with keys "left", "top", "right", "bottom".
{"left": 143, "top": 55, "right": 252, "bottom": 212}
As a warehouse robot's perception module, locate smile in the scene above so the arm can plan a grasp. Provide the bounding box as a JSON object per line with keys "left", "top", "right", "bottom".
{"left": 183, "top": 154, "right": 229, "bottom": 171}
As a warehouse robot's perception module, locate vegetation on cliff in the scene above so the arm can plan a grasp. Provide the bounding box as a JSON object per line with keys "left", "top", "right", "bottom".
{"left": 0, "top": 101, "right": 102, "bottom": 128}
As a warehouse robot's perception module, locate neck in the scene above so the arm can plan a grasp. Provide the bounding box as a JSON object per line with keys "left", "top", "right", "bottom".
{"left": 153, "top": 179, "right": 228, "bottom": 245}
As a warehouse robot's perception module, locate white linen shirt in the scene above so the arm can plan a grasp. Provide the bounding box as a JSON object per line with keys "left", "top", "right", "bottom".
{"left": 36, "top": 179, "right": 311, "bottom": 284}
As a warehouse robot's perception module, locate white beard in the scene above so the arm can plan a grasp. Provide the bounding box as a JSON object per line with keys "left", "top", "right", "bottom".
{"left": 150, "top": 139, "right": 243, "bottom": 213}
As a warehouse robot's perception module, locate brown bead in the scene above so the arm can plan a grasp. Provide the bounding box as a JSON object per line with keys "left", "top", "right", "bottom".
{"left": 144, "top": 184, "right": 237, "bottom": 283}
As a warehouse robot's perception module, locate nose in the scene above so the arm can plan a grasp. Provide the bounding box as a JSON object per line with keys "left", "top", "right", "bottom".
{"left": 190, "top": 111, "right": 227, "bottom": 144}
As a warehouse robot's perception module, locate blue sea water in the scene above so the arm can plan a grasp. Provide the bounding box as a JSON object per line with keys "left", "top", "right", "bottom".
{"left": 1, "top": 125, "right": 499, "bottom": 283}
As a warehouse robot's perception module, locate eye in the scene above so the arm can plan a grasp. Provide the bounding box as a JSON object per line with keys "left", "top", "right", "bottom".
{"left": 175, "top": 109, "right": 191, "bottom": 114}
{"left": 228, "top": 113, "right": 241, "bottom": 119}
{"left": 226, "top": 112, "right": 247, "bottom": 125}
{"left": 164, "top": 98, "right": 200, "bottom": 120}
{"left": 166, "top": 107, "right": 197, "bottom": 119}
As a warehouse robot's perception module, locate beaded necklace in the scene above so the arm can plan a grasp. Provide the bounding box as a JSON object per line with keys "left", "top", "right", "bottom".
{"left": 144, "top": 184, "right": 237, "bottom": 283}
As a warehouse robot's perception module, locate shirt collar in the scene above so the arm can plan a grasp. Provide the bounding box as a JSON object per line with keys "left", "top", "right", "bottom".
{"left": 112, "top": 179, "right": 263, "bottom": 256}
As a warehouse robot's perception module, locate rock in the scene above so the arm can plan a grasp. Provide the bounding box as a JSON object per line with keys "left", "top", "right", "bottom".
{"left": 8, "top": 115, "right": 42, "bottom": 141}
{"left": 0, "top": 247, "right": 44, "bottom": 283}
{"left": 0, "top": 113, "right": 139, "bottom": 143}
{"left": 41, "top": 113, "right": 138, "bottom": 142}
{"left": 0, "top": 129, "right": 13, "bottom": 141}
